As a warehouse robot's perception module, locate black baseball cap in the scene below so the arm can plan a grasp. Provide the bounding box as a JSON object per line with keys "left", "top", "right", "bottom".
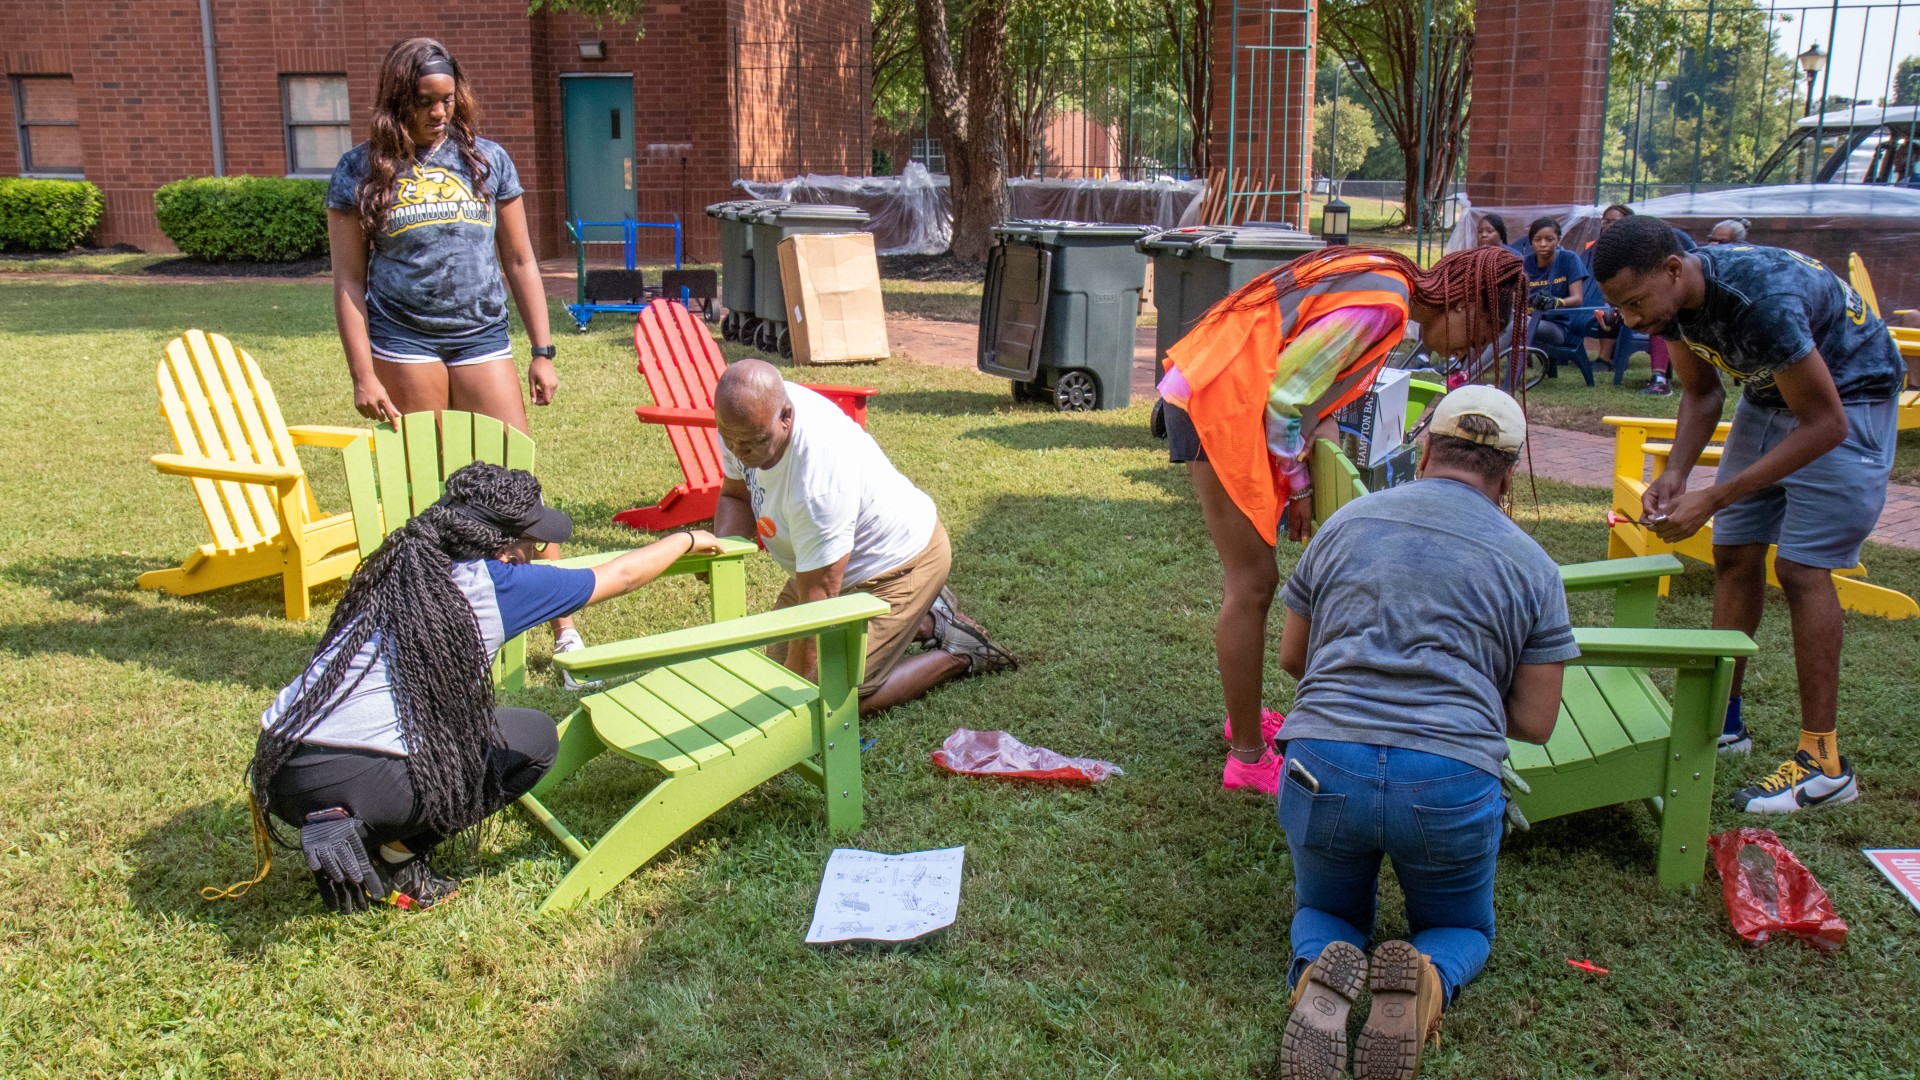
{"left": 434, "top": 492, "right": 573, "bottom": 544}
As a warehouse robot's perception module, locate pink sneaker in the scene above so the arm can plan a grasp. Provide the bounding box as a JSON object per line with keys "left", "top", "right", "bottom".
{"left": 1222, "top": 708, "right": 1286, "bottom": 747}
{"left": 1222, "top": 748, "right": 1282, "bottom": 795}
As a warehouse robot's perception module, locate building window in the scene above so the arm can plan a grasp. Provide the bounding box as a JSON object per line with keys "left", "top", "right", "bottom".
{"left": 910, "top": 136, "right": 946, "bottom": 174}
{"left": 11, "top": 76, "right": 83, "bottom": 176}
{"left": 282, "top": 75, "right": 350, "bottom": 176}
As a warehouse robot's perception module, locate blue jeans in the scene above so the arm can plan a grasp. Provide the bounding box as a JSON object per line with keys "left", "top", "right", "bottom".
{"left": 1278, "top": 738, "right": 1504, "bottom": 1001}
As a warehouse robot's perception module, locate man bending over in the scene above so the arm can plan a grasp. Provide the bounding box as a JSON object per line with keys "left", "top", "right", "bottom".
{"left": 713, "top": 359, "right": 1015, "bottom": 714}
{"left": 1593, "top": 217, "right": 1904, "bottom": 813}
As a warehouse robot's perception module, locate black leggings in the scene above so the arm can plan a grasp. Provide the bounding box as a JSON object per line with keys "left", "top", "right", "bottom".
{"left": 266, "top": 707, "right": 558, "bottom": 853}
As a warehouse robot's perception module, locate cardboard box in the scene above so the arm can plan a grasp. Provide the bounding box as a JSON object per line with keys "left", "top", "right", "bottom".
{"left": 776, "top": 232, "right": 891, "bottom": 365}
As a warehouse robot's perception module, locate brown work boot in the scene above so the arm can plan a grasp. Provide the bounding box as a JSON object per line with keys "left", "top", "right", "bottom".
{"left": 1353, "top": 940, "right": 1445, "bottom": 1080}
{"left": 1279, "top": 940, "right": 1367, "bottom": 1080}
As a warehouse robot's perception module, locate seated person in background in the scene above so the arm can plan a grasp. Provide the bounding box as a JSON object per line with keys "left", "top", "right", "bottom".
{"left": 713, "top": 359, "right": 1015, "bottom": 715}
{"left": 1586, "top": 204, "right": 1680, "bottom": 394}
{"left": 1520, "top": 216, "right": 1596, "bottom": 384}
{"left": 1273, "top": 386, "right": 1576, "bottom": 1080}
{"left": 247, "top": 462, "right": 726, "bottom": 913}
{"left": 1707, "top": 218, "right": 1750, "bottom": 245}
{"left": 1474, "top": 214, "right": 1509, "bottom": 249}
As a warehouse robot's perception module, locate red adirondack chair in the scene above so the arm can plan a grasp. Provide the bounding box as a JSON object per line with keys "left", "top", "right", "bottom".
{"left": 614, "top": 299, "right": 878, "bottom": 531}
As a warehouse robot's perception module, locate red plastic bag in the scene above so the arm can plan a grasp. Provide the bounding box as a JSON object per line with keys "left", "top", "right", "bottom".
{"left": 1707, "top": 828, "right": 1848, "bottom": 951}
{"left": 930, "top": 729, "right": 1123, "bottom": 786}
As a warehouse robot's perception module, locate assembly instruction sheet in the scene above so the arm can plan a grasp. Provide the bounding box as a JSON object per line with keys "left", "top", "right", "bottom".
{"left": 806, "top": 846, "right": 965, "bottom": 944}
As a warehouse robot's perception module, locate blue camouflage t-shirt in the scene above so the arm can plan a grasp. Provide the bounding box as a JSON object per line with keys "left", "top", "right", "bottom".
{"left": 326, "top": 137, "right": 523, "bottom": 342}
{"left": 1667, "top": 244, "right": 1905, "bottom": 410}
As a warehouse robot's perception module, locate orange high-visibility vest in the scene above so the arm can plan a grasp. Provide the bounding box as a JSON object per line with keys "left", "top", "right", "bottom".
{"left": 1166, "top": 251, "right": 1413, "bottom": 544}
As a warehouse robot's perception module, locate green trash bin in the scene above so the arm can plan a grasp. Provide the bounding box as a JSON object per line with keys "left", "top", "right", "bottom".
{"left": 977, "top": 219, "right": 1152, "bottom": 411}
{"left": 1137, "top": 225, "right": 1324, "bottom": 383}
{"left": 706, "top": 199, "right": 790, "bottom": 344}
{"left": 747, "top": 203, "right": 872, "bottom": 358}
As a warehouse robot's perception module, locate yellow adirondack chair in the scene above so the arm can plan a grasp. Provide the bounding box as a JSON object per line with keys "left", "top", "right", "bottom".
{"left": 137, "top": 330, "right": 367, "bottom": 620}
{"left": 1847, "top": 253, "right": 1919, "bottom": 431}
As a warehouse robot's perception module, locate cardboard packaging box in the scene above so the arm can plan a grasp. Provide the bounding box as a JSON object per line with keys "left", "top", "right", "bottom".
{"left": 776, "top": 232, "right": 891, "bottom": 365}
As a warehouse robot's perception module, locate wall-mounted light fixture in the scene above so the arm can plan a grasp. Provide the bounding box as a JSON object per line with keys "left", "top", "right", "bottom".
{"left": 578, "top": 39, "right": 606, "bottom": 61}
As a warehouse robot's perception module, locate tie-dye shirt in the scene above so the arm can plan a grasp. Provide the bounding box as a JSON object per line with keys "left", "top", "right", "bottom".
{"left": 1160, "top": 303, "right": 1403, "bottom": 487}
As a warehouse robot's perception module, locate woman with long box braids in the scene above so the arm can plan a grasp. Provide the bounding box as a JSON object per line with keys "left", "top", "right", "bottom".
{"left": 245, "top": 463, "right": 723, "bottom": 913}
{"left": 1155, "top": 245, "right": 1529, "bottom": 796}
{"left": 326, "top": 38, "right": 596, "bottom": 683}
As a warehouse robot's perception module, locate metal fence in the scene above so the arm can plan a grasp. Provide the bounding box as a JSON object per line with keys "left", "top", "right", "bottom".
{"left": 1598, "top": 0, "right": 1920, "bottom": 201}
{"left": 733, "top": 30, "right": 871, "bottom": 180}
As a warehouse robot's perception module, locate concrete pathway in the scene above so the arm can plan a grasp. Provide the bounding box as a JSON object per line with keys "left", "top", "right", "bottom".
{"left": 886, "top": 312, "right": 1920, "bottom": 551}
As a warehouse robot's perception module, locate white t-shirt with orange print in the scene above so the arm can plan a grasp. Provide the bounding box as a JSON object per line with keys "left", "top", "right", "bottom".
{"left": 720, "top": 383, "right": 937, "bottom": 583}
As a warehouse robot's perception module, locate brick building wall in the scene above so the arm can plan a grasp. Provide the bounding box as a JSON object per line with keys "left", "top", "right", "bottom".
{"left": 0, "top": 0, "right": 870, "bottom": 259}
{"left": 1464, "top": 0, "right": 1613, "bottom": 205}
{"left": 1206, "top": 0, "right": 1316, "bottom": 227}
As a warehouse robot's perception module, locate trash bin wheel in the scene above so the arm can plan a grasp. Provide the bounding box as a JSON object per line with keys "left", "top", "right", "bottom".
{"left": 754, "top": 320, "right": 779, "bottom": 355}
{"left": 776, "top": 325, "right": 793, "bottom": 360}
{"left": 721, "top": 312, "right": 740, "bottom": 342}
{"left": 1053, "top": 370, "right": 1100, "bottom": 411}
{"left": 1010, "top": 379, "right": 1040, "bottom": 404}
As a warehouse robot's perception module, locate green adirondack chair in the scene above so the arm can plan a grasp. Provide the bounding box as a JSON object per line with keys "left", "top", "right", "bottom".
{"left": 338, "top": 410, "right": 754, "bottom": 690}
{"left": 1308, "top": 437, "right": 1757, "bottom": 888}
{"left": 536, "top": 593, "right": 890, "bottom": 913}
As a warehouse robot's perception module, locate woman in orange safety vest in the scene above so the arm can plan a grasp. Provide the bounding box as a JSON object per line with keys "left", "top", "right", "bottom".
{"left": 1156, "top": 245, "right": 1530, "bottom": 794}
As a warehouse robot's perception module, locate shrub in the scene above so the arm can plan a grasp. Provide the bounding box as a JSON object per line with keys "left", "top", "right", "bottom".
{"left": 153, "top": 176, "right": 329, "bottom": 262}
{"left": 0, "top": 178, "right": 104, "bottom": 252}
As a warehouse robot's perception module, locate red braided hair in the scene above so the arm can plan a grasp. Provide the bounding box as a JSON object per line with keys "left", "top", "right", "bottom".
{"left": 1194, "top": 244, "right": 1531, "bottom": 385}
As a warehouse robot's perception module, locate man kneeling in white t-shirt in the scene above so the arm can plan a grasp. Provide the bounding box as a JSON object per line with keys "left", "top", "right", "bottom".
{"left": 714, "top": 359, "right": 1016, "bottom": 714}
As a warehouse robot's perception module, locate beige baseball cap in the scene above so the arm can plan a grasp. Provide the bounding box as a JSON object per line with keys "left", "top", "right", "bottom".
{"left": 1428, "top": 385, "right": 1527, "bottom": 452}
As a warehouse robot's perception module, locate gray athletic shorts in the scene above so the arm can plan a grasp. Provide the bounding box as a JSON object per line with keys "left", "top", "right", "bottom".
{"left": 1712, "top": 395, "right": 1898, "bottom": 570}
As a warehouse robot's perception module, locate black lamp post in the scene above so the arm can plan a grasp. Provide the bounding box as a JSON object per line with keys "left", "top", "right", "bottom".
{"left": 1799, "top": 42, "right": 1826, "bottom": 116}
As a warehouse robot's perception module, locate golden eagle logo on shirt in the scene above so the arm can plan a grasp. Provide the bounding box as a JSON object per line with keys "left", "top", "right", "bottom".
{"left": 387, "top": 166, "right": 493, "bottom": 235}
{"left": 1680, "top": 335, "right": 1779, "bottom": 394}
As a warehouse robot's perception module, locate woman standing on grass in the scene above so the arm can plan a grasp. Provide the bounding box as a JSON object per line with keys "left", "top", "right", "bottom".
{"left": 1155, "top": 245, "right": 1529, "bottom": 795}
{"left": 325, "top": 38, "right": 590, "bottom": 678}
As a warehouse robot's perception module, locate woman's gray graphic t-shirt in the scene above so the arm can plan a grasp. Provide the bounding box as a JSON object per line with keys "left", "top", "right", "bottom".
{"left": 326, "top": 137, "right": 523, "bottom": 342}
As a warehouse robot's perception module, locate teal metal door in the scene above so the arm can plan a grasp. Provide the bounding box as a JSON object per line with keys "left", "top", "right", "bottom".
{"left": 562, "top": 76, "right": 635, "bottom": 243}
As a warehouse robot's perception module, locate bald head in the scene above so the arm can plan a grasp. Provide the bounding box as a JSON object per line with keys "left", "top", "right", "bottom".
{"left": 715, "top": 359, "right": 795, "bottom": 469}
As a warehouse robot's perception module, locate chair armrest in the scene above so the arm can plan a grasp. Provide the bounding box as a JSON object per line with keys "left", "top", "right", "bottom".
{"left": 287, "top": 425, "right": 371, "bottom": 450}
{"left": 150, "top": 453, "right": 301, "bottom": 485}
{"left": 1559, "top": 555, "right": 1683, "bottom": 593}
{"left": 1601, "top": 415, "right": 1734, "bottom": 441}
{"left": 548, "top": 537, "right": 755, "bottom": 574}
{"left": 635, "top": 405, "right": 718, "bottom": 428}
{"left": 798, "top": 383, "right": 879, "bottom": 400}
{"left": 555, "top": 593, "right": 892, "bottom": 681}
{"left": 1569, "top": 627, "right": 1756, "bottom": 670}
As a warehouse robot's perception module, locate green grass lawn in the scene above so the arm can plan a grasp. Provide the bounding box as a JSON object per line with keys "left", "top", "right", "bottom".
{"left": 3, "top": 278, "right": 1920, "bottom": 1078}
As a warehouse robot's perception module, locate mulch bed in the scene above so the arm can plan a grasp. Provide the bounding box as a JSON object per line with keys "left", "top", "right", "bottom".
{"left": 876, "top": 252, "right": 983, "bottom": 284}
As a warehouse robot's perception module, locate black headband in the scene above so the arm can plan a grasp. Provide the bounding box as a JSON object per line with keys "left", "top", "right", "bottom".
{"left": 420, "top": 57, "right": 456, "bottom": 78}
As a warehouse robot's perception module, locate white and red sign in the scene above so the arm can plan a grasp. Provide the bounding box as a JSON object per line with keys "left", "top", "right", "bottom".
{"left": 1863, "top": 849, "right": 1920, "bottom": 916}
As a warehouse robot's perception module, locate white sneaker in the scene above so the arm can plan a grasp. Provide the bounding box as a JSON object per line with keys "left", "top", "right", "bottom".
{"left": 553, "top": 628, "right": 600, "bottom": 691}
{"left": 1731, "top": 751, "right": 1859, "bottom": 814}
{"left": 1717, "top": 721, "right": 1752, "bottom": 756}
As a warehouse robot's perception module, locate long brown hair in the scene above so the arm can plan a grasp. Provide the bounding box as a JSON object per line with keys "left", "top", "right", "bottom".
{"left": 1196, "top": 245, "right": 1530, "bottom": 380}
{"left": 355, "top": 37, "right": 491, "bottom": 237}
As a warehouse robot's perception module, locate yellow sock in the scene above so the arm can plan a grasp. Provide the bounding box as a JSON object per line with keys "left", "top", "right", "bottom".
{"left": 1798, "top": 729, "right": 1843, "bottom": 777}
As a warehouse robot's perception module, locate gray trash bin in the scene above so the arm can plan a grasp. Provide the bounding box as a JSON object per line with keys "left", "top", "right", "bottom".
{"left": 706, "top": 199, "right": 790, "bottom": 344}
{"left": 1136, "top": 225, "right": 1324, "bottom": 382}
{"left": 747, "top": 203, "right": 872, "bottom": 358}
{"left": 977, "top": 220, "right": 1152, "bottom": 411}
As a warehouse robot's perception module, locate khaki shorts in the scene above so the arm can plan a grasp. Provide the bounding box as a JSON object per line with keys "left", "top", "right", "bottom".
{"left": 769, "top": 521, "right": 952, "bottom": 699}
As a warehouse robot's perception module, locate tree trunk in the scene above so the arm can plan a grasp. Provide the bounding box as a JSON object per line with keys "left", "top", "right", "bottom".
{"left": 1165, "top": 0, "right": 1213, "bottom": 176}
{"left": 916, "top": 0, "right": 1010, "bottom": 262}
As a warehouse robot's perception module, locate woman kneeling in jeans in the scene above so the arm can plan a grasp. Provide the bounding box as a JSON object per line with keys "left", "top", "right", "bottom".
{"left": 1272, "top": 387, "right": 1576, "bottom": 1080}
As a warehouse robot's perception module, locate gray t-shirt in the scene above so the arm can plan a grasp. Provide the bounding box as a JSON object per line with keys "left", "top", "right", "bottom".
{"left": 325, "top": 137, "right": 523, "bottom": 341}
{"left": 1280, "top": 478, "right": 1580, "bottom": 776}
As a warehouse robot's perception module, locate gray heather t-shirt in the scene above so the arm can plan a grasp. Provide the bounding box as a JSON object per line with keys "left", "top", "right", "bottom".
{"left": 325, "top": 137, "right": 523, "bottom": 341}
{"left": 1280, "top": 478, "right": 1580, "bottom": 776}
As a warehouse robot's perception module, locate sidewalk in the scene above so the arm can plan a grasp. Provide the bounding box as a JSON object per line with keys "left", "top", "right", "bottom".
{"left": 886, "top": 313, "right": 1920, "bottom": 551}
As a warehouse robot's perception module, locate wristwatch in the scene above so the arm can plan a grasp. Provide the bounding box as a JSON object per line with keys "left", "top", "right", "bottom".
{"left": 531, "top": 344, "right": 557, "bottom": 360}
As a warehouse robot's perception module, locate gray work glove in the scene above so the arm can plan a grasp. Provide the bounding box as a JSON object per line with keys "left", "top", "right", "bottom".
{"left": 300, "top": 810, "right": 386, "bottom": 914}
{"left": 1500, "top": 760, "right": 1532, "bottom": 836}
